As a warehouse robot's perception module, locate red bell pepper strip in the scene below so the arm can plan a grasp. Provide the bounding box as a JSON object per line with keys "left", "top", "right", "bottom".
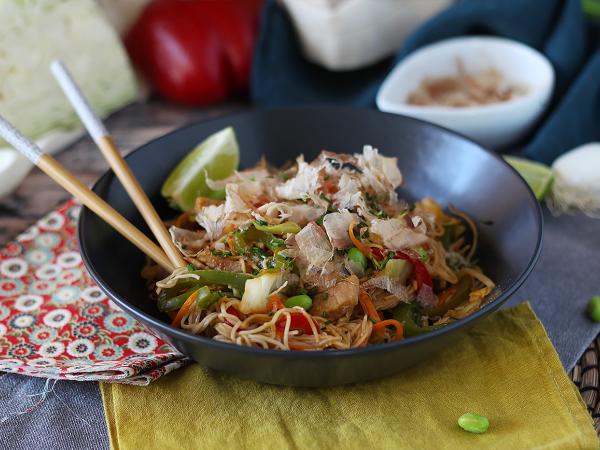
{"left": 394, "top": 250, "right": 433, "bottom": 291}
{"left": 224, "top": 306, "right": 241, "bottom": 326}
{"left": 276, "top": 313, "right": 315, "bottom": 335}
{"left": 371, "top": 247, "right": 432, "bottom": 291}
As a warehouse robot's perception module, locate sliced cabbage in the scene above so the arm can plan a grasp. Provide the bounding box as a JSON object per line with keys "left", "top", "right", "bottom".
{"left": 240, "top": 272, "right": 284, "bottom": 314}
{"left": 0, "top": 0, "right": 137, "bottom": 145}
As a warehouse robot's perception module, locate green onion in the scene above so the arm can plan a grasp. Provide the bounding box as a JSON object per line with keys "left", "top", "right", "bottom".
{"left": 254, "top": 221, "right": 301, "bottom": 235}
{"left": 416, "top": 247, "right": 429, "bottom": 263}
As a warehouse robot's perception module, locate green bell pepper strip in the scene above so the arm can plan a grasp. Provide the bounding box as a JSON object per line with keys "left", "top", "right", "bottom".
{"left": 159, "top": 287, "right": 201, "bottom": 312}
{"left": 424, "top": 275, "right": 473, "bottom": 317}
{"left": 158, "top": 279, "right": 203, "bottom": 305}
{"left": 159, "top": 270, "right": 253, "bottom": 304}
{"left": 188, "top": 270, "right": 253, "bottom": 291}
{"left": 254, "top": 221, "right": 301, "bottom": 235}
{"left": 441, "top": 224, "right": 457, "bottom": 250}
{"left": 393, "top": 303, "right": 443, "bottom": 337}
{"left": 196, "top": 287, "right": 224, "bottom": 309}
{"left": 243, "top": 226, "right": 285, "bottom": 251}
{"left": 233, "top": 229, "right": 248, "bottom": 255}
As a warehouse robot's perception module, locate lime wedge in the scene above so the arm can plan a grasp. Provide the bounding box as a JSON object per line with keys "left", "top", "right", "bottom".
{"left": 161, "top": 127, "right": 239, "bottom": 211}
{"left": 503, "top": 156, "right": 553, "bottom": 200}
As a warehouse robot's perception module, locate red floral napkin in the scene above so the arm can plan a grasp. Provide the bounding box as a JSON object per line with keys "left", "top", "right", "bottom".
{"left": 0, "top": 200, "right": 188, "bottom": 385}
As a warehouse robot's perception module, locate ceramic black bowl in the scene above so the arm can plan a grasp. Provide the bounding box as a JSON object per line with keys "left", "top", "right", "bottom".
{"left": 79, "top": 106, "right": 542, "bottom": 387}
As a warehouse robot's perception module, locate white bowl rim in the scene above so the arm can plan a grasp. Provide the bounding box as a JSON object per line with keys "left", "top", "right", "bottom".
{"left": 376, "top": 35, "right": 555, "bottom": 117}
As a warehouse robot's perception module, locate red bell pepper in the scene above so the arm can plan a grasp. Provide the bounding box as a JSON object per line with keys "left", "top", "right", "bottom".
{"left": 393, "top": 250, "right": 433, "bottom": 291}
{"left": 125, "top": 0, "right": 262, "bottom": 106}
{"left": 371, "top": 247, "right": 433, "bottom": 291}
{"left": 224, "top": 306, "right": 241, "bottom": 326}
{"left": 276, "top": 313, "right": 315, "bottom": 336}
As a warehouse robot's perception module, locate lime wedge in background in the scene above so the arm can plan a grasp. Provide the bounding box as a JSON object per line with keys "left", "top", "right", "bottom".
{"left": 503, "top": 156, "right": 554, "bottom": 201}
{"left": 161, "top": 127, "right": 239, "bottom": 211}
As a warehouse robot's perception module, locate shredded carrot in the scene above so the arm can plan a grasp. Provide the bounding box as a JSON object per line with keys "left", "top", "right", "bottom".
{"left": 372, "top": 319, "right": 404, "bottom": 340}
{"left": 223, "top": 223, "right": 237, "bottom": 234}
{"left": 171, "top": 290, "right": 199, "bottom": 328}
{"left": 437, "top": 285, "right": 458, "bottom": 306}
{"left": 227, "top": 235, "right": 235, "bottom": 252}
{"left": 349, "top": 221, "right": 372, "bottom": 258}
{"left": 358, "top": 289, "right": 381, "bottom": 322}
{"left": 266, "top": 293, "right": 285, "bottom": 312}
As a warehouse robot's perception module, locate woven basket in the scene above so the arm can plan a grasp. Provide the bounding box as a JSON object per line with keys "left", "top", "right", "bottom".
{"left": 572, "top": 335, "right": 600, "bottom": 434}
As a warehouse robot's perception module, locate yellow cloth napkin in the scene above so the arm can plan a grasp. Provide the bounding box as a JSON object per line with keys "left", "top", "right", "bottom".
{"left": 101, "top": 303, "right": 598, "bottom": 449}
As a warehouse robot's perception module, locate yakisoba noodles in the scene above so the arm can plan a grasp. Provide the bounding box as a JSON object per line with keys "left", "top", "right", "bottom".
{"left": 145, "top": 146, "right": 495, "bottom": 350}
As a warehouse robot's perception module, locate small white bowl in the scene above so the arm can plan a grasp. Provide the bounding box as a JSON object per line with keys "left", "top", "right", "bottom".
{"left": 376, "top": 36, "right": 555, "bottom": 149}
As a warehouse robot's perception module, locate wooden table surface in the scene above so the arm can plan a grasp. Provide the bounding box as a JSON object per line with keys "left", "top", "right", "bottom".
{"left": 0, "top": 100, "right": 245, "bottom": 245}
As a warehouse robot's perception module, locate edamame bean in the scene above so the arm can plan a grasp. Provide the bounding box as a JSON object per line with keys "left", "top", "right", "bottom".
{"left": 347, "top": 247, "right": 367, "bottom": 269}
{"left": 458, "top": 412, "right": 489, "bottom": 434}
{"left": 284, "top": 294, "right": 313, "bottom": 310}
{"left": 587, "top": 296, "right": 600, "bottom": 322}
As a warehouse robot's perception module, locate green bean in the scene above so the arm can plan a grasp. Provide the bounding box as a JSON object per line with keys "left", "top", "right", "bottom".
{"left": 254, "top": 221, "right": 301, "bottom": 234}
{"left": 347, "top": 247, "right": 367, "bottom": 269}
{"left": 587, "top": 296, "right": 600, "bottom": 322}
{"left": 458, "top": 412, "right": 489, "bottom": 434}
{"left": 284, "top": 294, "right": 313, "bottom": 310}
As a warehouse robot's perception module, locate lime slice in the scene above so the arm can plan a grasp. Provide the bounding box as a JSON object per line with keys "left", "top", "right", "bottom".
{"left": 161, "top": 127, "right": 239, "bottom": 211}
{"left": 503, "top": 156, "right": 553, "bottom": 200}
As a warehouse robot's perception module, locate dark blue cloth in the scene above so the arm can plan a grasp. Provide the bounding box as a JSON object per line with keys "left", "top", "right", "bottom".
{"left": 251, "top": 0, "right": 600, "bottom": 163}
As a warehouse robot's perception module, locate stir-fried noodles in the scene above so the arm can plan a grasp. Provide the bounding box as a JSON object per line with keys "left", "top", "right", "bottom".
{"left": 143, "top": 147, "right": 495, "bottom": 350}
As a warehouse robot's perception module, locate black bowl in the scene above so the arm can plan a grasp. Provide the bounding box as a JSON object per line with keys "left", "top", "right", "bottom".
{"left": 79, "top": 106, "right": 542, "bottom": 386}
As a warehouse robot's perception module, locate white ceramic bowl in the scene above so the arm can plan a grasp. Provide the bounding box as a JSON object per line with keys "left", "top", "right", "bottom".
{"left": 376, "top": 36, "right": 555, "bottom": 148}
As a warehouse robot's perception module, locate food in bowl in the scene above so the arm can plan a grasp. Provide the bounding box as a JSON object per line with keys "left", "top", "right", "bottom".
{"left": 143, "top": 129, "right": 495, "bottom": 351}
{"left": 407, "top": 60, "right": 527, "bottom": 107}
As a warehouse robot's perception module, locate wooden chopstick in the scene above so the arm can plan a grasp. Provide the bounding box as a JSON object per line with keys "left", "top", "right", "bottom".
{"left": 0, "top": 115, "right": 175, "bottom": 272}
{"left": 50, "top": 60, "right": 187, "bottom": 269}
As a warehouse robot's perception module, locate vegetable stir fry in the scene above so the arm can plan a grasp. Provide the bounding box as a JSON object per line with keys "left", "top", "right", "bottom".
{"left": 144, "top": 145, "right": 495, "bottom": 350}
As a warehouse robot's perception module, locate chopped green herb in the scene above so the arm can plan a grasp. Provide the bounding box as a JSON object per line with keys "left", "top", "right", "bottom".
{"left": 211, "top": 250, "right": 233, "bottom": 257}
{"left": 319, "top": 192, "right": 333, "bottom": 204}
{"left": 187, "top": 263, "right": 195, "bottom": 272}
{"left": 372, "top": 251, "right": 394, "bottom": 271}
{"left": 255, "top": 219, "right": 268, "bottom": 226}
{"left": 416, "top": 247, "right": 429, "bottom": 263}
{"left": 268, "top": 237, "right": 285, "bottom": 250}
{"left": 323, "top": 174, "right": 330, "bottom": 181}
